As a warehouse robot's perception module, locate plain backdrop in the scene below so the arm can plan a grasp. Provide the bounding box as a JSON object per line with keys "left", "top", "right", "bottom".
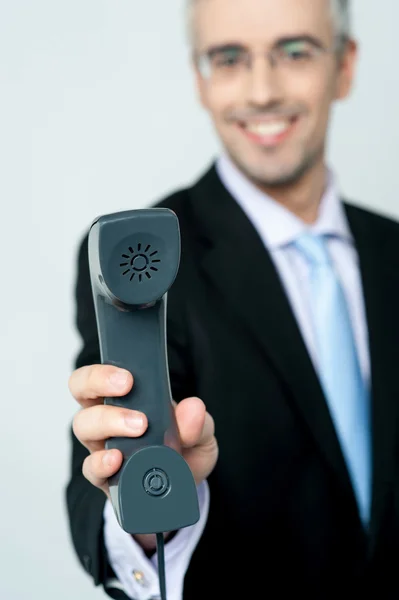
{"left": 0, "top": 1, "right": 398, "bottom": 598}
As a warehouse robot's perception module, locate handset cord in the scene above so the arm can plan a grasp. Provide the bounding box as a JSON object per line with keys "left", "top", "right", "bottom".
{"left": 156, "top": 532, "right": 167, "bottom": 600}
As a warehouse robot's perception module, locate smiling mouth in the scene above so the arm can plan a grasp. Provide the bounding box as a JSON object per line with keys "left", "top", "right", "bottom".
{"left": 238, "top": 116, "right": 299, "bottom": 147}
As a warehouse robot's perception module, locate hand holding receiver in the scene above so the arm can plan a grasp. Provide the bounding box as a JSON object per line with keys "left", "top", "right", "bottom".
{"left": 87, "top": 208, "right": 202, "bottom": 535}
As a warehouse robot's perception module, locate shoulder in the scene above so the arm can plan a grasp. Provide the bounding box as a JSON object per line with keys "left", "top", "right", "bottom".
{"left": 76, "top": 173, "right": 200, "bottom": 251}
{"left": 150, "top": 185, "right": 193, "bottom": 217}
{"left": 344, "top": 200, "right": 399, "bottom": 244}
{"left": 149, "top": 165, "right": 213, "bottom": 223}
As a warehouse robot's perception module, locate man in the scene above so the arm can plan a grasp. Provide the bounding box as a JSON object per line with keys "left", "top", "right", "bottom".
{"left": 66, "top": 0, "right": 399, "bottom": 598}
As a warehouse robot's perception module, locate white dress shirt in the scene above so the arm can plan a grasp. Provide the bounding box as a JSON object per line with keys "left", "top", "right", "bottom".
{"left": 103, "top": 152, "right": 371, "bottom": 599}
{"left": 103, "top": 481, "right": 209, "bottom": 600}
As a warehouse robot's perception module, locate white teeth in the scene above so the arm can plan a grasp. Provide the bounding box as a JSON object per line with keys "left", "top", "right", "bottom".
{"left": 245, "top": 120, "right": 290, "bottom": 136}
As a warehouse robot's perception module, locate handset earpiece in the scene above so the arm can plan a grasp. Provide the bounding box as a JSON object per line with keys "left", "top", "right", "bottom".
{"left": 88, "top": 208, "right": 200, "bottom": 535}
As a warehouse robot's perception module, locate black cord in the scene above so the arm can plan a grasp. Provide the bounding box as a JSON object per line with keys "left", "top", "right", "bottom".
{"left": 156, "top": 532, "right": 167, "bottom": 600}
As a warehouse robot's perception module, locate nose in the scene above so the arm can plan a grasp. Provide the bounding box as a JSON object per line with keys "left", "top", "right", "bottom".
{"left": 246, "top": 54, "right": 283, "bottom": 107}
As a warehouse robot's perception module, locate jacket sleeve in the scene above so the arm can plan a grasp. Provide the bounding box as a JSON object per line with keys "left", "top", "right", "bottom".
{"left": 64, "top": 232, "right": 112, "bottom": 591}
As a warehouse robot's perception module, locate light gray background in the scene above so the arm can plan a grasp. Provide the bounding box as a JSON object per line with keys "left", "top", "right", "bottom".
{"left": 0, "top": 1, "right": 397, "bottom": 598}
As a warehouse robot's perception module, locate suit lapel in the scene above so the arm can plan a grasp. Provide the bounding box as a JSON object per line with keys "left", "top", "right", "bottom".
{"left": 345, "top": 205, "right": 399, "bottom": 551}
{"left": 189, "top": 165, "right": 357, "bottom": 505}
{"left": 189, "top": 164, "right": 399, "bottom": 545}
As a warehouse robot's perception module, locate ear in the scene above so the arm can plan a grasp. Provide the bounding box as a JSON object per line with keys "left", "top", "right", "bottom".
{"left": 335, "top": 39, "right": 358, "bottom": 100}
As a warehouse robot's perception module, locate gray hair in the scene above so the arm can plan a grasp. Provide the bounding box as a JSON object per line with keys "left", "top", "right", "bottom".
{"left": 331, "top": 0, "right": 351, "bottom": 41}
{"left": 186, "top": 0, "right": 352, "bottom": 48}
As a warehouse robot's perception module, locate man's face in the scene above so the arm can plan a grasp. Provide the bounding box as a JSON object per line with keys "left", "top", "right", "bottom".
{"left": 193, "top": 0, "right": 357, "bottom": 188}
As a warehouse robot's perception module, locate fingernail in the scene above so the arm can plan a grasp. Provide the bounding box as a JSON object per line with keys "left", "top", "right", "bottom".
{"left": 102, "top": 452, "right": 114, "bottom": 467}
{"left": 109, "top": 371, "right": 129, "bottom": 389}
{"left": 125, "top": 413, "right": 144, "bottom": 432}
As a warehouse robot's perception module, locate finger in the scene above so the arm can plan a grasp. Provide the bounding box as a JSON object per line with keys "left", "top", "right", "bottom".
{"left": 196, "top": 411, "right": 216, "bottom": 448}
{"left": 68, "top": 364, "right": 133, "bottom": 408}
{"left": 175, "top": 397, "right": 215, "bottom": 448}
{"left": 73, "top": 404, "right": 147, "bottom": 450}
{"left": 82, "top": 449, "right": 123, "bottom": 491}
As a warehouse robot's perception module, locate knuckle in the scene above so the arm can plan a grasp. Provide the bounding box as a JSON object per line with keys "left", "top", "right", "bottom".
{"left": 86, "top": 365, "right": 101, "bottom": 396}
{"left": 87, "top": 364, "right": 119, "bottom": 397}
{"left": 96, "top": 404, "right": 111, "bottom": 434}
{"left": 93, "top": 404, "right": 122, "bottom": 438}
{"left": 83, "top": 452, "right": 107, "bottom": 488}
{"left": 67, "top": 372, "right": 74, "bottom": 395}
{"left": 72, "top": 409, "right": 84, "bottom": 438}
{"left": 73, "top": 404, "right": 104, "bottom": 440}
{"left": 208, "top": 412, "right": 215, "bottom": 429}
{"left": 82, "top": 455, "right": 94, "bottom": 482}
{"left": 68, "top": 368, "right": 82, "bottom": 399}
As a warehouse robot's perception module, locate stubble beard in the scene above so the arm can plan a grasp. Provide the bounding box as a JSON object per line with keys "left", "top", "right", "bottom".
{"left": 225, "top": 142, "right": 325, "bottom": 190}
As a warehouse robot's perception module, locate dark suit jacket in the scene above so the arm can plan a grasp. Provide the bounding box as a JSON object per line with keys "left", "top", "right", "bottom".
{"left": 66, "top": 163, "right": 399, "bottom": 598}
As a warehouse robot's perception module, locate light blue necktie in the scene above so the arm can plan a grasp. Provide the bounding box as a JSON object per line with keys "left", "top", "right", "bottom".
{"left": 294, "top": 232, "right": 372, "bottom": 526}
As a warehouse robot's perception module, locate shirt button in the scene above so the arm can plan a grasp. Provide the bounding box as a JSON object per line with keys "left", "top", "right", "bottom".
{"left": 132, "top": 570, "right": 146, "bottom": 586}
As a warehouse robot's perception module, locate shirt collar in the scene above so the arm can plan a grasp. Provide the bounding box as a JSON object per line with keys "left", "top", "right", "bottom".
{"left": 215, "top": 152, "right": 353, "bottom": 251}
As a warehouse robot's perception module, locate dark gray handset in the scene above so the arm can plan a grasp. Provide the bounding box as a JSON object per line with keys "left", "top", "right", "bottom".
{"left": 88, "top": 208, "right": 200, "bottom": 546}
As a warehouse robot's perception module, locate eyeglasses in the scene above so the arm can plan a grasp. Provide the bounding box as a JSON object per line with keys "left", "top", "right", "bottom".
{"left": 196, "top": 36, "right": 345, "bottom": 82}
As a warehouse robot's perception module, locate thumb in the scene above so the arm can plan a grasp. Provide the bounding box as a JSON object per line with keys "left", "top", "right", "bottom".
{"left": 174, "top": 397, "right": 209, "bottom": 448}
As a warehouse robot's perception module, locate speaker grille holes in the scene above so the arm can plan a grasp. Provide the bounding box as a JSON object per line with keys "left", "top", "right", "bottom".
{"left": 120, "top": 244, "right": 161, "bottom": 283}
